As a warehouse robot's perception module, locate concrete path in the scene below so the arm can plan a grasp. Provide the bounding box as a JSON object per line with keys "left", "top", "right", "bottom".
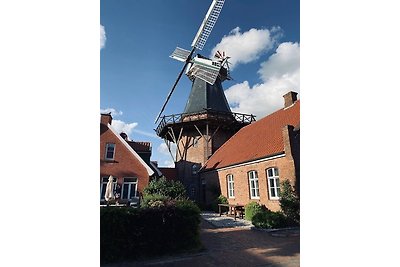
{"left": 102, "top": 212, "right": 300, "bottom": 267}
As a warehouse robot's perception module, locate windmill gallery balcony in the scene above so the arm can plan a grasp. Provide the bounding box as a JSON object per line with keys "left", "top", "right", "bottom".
{"left": 155, "top": 109, "right": 256, "bottom": 139}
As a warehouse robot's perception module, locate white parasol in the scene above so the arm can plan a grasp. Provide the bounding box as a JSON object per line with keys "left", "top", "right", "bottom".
{"left": 104, "top": 175, "right": 115, "bottom": 202}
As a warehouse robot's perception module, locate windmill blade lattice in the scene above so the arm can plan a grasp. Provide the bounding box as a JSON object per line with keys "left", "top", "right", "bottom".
{"left": 191, "top": 0, "right": 225, "bottom": 50}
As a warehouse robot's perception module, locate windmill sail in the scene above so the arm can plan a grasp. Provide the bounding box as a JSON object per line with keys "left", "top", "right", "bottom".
{"left": 188, "top": 57, "right": 221, "bottom": 85}
{"left": 154, "top": 0, "right": 226, "bottom": 124}
{"left": 170, "top": 47, "right": 191, "bottom": 62}
{"left": 191, "top": 0, "right": 225, "bottom": 50}
{"left": 190, "top": 64, "right": 220, "bottom": 85}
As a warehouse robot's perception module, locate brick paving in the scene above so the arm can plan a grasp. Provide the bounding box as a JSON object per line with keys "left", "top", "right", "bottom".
{"left": 102, "top": 213, "right": 300, "bottom": 267}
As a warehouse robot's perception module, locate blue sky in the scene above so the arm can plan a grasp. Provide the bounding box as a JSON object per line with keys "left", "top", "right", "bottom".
{"left": 5, "top": 1, "right": 400, "bottom": 264}
{"left": 100, "top": 0, "right": 300, "bottom": 167}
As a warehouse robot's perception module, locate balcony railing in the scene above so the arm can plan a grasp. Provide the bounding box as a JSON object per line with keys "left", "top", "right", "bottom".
{"left": 155, "top": 110, "right": 256, "bottom": 136}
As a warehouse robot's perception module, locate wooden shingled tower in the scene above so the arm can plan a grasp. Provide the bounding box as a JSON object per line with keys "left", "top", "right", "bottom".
{"left": 154, "top": 0, "right": 255, "bottom": 203}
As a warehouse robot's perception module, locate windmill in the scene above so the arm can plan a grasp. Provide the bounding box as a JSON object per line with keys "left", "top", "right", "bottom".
{"left": 154, "top": 0, "right": 229, "bottom": 124}
{"left": 153, "top": 0, "right": 255, "bottom": 203}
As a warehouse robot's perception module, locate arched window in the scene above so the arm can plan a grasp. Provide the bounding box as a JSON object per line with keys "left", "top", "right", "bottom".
{"left": 267, "top": 168, "right": 280, "bottom": 200}
{"left": 226, "top": 174, "right": 234, "bottom": 198}
{"left": 248, "top": 170, "right": 260, "bottom": 199}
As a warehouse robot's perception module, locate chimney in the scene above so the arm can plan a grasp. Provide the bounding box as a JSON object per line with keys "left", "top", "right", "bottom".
{"left": 283, "top": 91, "right": 298, "bottom": 108}
{"left": 100, "top": 113, "right": 112, "bottom": 125}
{"left": 120, "top": 132, "right": 128, "bottom": 140}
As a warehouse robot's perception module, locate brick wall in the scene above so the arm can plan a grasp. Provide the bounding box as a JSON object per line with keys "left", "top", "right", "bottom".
{"left": 200, "top": 124, "right": 299, "bottom": 212}
{"left": 175, "top": 125, "right": 237, "bottom": 203}
{"left": 100, "top": 125, "right": 150, "bottom": 196}
{"left": 202, "top": 155, "right": 296, "bottom": 211}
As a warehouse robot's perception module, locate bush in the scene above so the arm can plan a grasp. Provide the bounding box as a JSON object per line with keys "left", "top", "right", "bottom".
{"left": 244, "top": 202, "right": 263, "bottom": 221}
{"left": 100, "top": 200, "right": 201, "bottom": 263}
{"left": 211, "top": 194, "right": 228, "bottom": 212}
{"left": 141, "top": 194, "right": 170, "bottom": 208}
{"left": 143, "top": 177, "right": 186, "bottom": 200}
{"left": 252, "top": 210, "right": 287, "bottom": 229}
{"left": 279, "top": 180, "right": 300, "bottom": 226}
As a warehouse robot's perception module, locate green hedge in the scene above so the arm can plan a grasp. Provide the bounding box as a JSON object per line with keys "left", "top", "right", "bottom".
{"left": 252, "top": 210, "right": 288, "bottom": 229}
{"left": 100, "top": 200, "right": 201, "bottom": 263}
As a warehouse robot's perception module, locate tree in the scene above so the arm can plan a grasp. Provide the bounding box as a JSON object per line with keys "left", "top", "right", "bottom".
{"left": 143, "top": 176, "right": 186, "bottom": 199}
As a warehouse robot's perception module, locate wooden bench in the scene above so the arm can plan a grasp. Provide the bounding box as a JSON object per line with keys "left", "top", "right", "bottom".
{"left": 218, "top": 204, "right": 245, "bottom": 221}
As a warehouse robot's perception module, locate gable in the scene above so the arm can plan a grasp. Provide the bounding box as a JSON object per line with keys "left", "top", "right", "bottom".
{"left": 101, "top": 123, "right": 154, "bottom": 176}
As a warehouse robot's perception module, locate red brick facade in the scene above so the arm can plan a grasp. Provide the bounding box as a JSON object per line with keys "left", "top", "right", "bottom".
{"left": 200, "top": 93, "right": 300, "bottom": 211}
{"left": 201, "top": 128, "right": 297, "bottom": 211}
{"left": 100, "top": 115, "right": 154, "bottom": 203}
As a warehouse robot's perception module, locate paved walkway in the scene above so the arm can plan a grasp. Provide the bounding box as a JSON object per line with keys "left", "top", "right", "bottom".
{"left": 102, "top": 212, "right": 300, "bottom": 267}
{"left": 200, "top": 212, "right": 253, "bottom": 229}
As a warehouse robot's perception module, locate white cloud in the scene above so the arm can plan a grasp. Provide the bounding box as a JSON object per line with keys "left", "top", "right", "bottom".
{"left": 100, "top": 24, "right": 106, "bottom": 49}
{"left": 157, "top": 142, "right": 177, "bottom": 159}
{"left": 111, "top": 120, "right": 138, "bottom": 138}
{"left": 224, "top": 42, "right": 300, "bottom": 119}
{"left": 210, "top": 27, "right": 282, "bottom": 69}
{"left": 132, "top": 129, "right": 158, "bottom": 139}
{"left": 162, "top": 160, "right": 175, "bottom": 168}
{"left": 100, "top": 108, "right": 123, "bottom": 117}
{"left": 258, "top": 42, "right": 300, "bottom": 81}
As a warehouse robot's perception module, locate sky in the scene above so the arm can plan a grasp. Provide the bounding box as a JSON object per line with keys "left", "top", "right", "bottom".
{"left": 100, "top": 0, "right": 300, "bottom": 167}
{"left": 4, "top": 1, "right": 400, "bottom": 266}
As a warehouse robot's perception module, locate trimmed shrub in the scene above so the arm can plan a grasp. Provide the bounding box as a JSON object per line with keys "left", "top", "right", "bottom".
{"left": 244, "top": 202, "right": 263, "bottom": 221}
{"left": 100, "top": 200, "right": 201, "bottom": 263}
{"left": 252, "top": 210, "right": 287, "bottom": 229}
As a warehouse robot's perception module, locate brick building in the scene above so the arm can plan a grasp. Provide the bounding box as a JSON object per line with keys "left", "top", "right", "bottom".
{"left": 200, "top": 92, "right": 300, "bottom": 211}
{"left": 100, "top": 113, "right": 162, "bottom": 204}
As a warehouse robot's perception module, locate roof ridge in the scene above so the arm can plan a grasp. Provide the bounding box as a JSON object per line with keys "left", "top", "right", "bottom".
{"left": 202, "top": 100, "right": 300, "bottom": 170}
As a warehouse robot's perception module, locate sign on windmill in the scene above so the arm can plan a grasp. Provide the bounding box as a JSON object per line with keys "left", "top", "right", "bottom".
{"left": 154, "top": 0, "right": 231, "bottom": 124}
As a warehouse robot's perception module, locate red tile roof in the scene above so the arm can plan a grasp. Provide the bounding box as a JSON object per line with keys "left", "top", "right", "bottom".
{"left": 202, "top": 100, "right": 300, "bottom": 171}
{"left": 159, "top": 167, "right": 178, "bottom": 181}
{"left": 127, "top": 141, "right": 151, "bottom": 153}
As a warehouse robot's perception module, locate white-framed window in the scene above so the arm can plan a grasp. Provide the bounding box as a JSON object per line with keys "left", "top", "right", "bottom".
{"left": 105, "top": 143, "right": 115, "bottom": 160}
{"left": 227, "top": 174, "right": 234, "bottom": 198}
{"left": 100, "top": 176, "right": 117, "bottom": 200}
{"left": 248, "top": 170, "right": 260, "bottom": 199}
{"left": 267, "top": 168, "right": 280, "bottom": 200}
{"left": 121, "top": 177, "right": 138, "bottom": 200}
